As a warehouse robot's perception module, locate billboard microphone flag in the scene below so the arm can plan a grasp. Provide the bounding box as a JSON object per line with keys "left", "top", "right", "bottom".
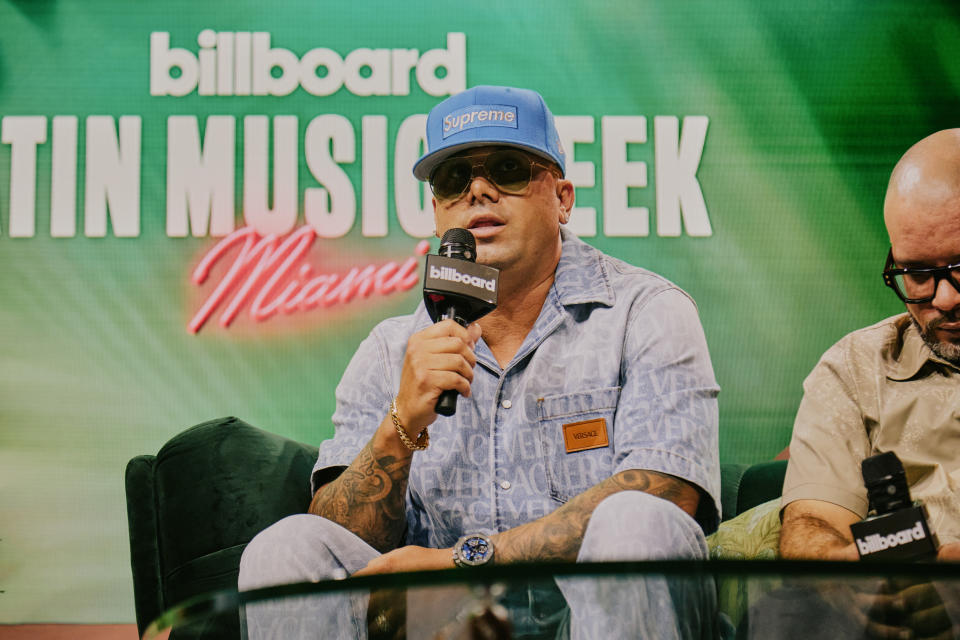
{"left": 423, "top": 228, "right": 499, "bottom": 416}
{"left": 850, "top": 451, "right": 938, "bottom": 561}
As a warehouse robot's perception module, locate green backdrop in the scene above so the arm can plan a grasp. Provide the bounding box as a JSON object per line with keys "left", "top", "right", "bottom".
{"left": 1, "top": 0, "right": 957, "bottom": 623}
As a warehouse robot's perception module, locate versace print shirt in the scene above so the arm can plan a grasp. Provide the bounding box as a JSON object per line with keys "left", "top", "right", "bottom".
{"left": 313, "top": 228, "right": 721, "bottom": 546}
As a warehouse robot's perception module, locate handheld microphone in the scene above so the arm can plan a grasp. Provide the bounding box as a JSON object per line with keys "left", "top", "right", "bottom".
{"left": 849, "top": 451, "right": 938, "bottom": 561}
{"left": 422, "top": 229, "right": 499, "bottom": 416}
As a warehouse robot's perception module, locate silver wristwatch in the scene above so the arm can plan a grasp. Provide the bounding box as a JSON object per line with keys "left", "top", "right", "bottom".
{"left": 452, "top": 533, "right": 495, "bottom": 567}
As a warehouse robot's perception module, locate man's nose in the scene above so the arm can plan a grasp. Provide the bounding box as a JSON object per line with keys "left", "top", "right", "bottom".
{"left": 931, "top": 275, "right": 960, "bottom": 313}
{"left": 466, "top": 174, "right": 500, "bottom": 202}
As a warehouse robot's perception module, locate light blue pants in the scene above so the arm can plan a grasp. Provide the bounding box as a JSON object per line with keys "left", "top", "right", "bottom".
{"left": 238, "top": 491, "right": 718, "bottom": 639}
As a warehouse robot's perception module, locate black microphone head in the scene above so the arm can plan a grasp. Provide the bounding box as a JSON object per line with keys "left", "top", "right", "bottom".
{"left": 439, "top": 228, "right": 477, "bottom": 262}
{"left": 862, "top": 451, "right": 904, "bottom": 484}
{"left": 861, "top": 451, "right": 911, "bottom": 515}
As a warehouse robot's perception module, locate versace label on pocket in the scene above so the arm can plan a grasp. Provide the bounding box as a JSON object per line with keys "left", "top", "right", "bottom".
{"left": 562, "top": 417, "right": 609, "bottom": 453}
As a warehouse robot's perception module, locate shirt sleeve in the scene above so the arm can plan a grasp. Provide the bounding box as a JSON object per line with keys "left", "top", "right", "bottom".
{"left": 613, "top": 287, "right": 721, "bottom": 531}
{"left": 310, "top": 326, "right": 396, "bottom": 495}
{"left": 781, "top": 338, "right": 872, "bottom": 518}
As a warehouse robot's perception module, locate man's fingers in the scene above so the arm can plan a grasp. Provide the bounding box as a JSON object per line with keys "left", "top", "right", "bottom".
{"left": 863, "top": 619, "right": 915, "bottom": 640}
{"left": 396, "top": 321, "right": 481, "bottom": 427}
{"left": 420, "top": 335, "right": 479, "bottom": 363}
{"left": 862, "top": 584, "right": 953, "bottom": 640}
{"left": 841, "top": 598, "right": 910, "bottom": 640}
{"left": 903, "top": 604, "right": 951, "bottom": 639}
{"left": 425, "top": 351, "right": 477, "bottom": 380}
{"left": 899, "top": 583, "right": 946, "bottom": 612}
{"left": 353, "top": 555, "right": 384, "bottom": 577}
{"left": 828, "top": 587, "right": 910, "bottom": 640}
{"left": 405, "top": 352, "right": 476, "bottom": 397}
{"left": 467, "top": 321, "right": 482, "bottom": 343}
{"left": 917, "top": 628, "right": 960, "bottom": 640}
{"left": 881, "top": 581, "right": 953, "bottom": 639}
{"left": 406, "top": 332, "right": 478, "bottom": 383}
{"left": 862, "top": 591, "right": 906, "bottom": 617}
{"left": 424, "top": 318, "right": 477, "bottom": 343}
{"left": 395, "top": 363, "right": 474, "bottom": 426}
{"left": 885, "top": 576, "right": 929, "bottom": 593}
{"left": 429, "top": 369, "right": 474, "bottom": 399}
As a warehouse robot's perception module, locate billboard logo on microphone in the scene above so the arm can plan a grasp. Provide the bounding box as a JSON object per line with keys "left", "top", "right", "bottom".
{"left": 428, "top": 264, "right": 496, "bottom": 292}
{"left": 855, "top": 521, "right": 927, "bottom": 556}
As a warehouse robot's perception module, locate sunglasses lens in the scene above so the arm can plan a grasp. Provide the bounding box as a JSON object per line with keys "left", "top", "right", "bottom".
{"left": 485, "top": 150, "right": 533, "bottom": 193}
{"left": 430, "top": 158, "right": 474, "bottom": 200}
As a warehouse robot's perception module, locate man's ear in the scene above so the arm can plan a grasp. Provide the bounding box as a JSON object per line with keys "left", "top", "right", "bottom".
{"left": 556, "top": 179, "right": 575, "bottom": 223}
{"left": 432, "top": 197, "right": 441, "bottom": 238}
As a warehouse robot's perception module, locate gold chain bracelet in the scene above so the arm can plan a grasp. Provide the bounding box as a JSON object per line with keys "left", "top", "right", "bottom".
{"left": 390, "top": 398, "right": 429, "bottom": 450}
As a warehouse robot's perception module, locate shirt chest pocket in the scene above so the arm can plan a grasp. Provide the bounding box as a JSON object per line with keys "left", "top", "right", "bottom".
{"left": 536, "top": 387, "right": 620, "bottom": 503}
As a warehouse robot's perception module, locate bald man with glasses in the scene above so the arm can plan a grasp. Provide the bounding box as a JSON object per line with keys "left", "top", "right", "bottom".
{"left": 239, "top": 86, "right": 721, "bottom": 639}
{"left": 781, "top": 129, "right": 960, "bottom": 562}
{"left": 775, "top": 129, "right": 960, "bottom": 638}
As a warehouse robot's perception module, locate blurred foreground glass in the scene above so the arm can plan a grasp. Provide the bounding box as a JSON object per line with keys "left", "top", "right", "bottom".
{"left": 142, "top": 560, "right": 960, "bottom": 640}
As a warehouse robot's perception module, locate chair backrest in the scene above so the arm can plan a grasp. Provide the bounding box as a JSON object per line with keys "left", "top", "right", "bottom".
{"left": 719, "top": 460, "right": 788, "bottom": 521}
{"left": 125, "top": 417, "right": 317, "bottom": 638}
{"left": 736, "top": 460, "right": 788, "bottom": 515}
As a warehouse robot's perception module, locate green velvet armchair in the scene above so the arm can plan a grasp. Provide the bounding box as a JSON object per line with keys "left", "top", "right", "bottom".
{"left": 124, "top": 416, "right": 787, "bottom": 638}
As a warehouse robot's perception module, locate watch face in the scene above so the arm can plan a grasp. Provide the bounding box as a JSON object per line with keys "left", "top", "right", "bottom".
{"left": 459, "top": 535, "right": 491, "bottom": 566}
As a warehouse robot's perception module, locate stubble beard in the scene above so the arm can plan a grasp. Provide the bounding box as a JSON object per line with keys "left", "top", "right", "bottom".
{"left": 910, "top": 313, "right": 960, "bottom": 364}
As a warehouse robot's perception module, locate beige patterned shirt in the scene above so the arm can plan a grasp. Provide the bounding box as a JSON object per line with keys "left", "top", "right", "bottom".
{"left": 782, "top": 313, "right": 960, "bottom": 545}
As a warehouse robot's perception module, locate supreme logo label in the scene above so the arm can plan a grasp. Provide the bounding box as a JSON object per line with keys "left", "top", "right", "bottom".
{"left": 441, "top": 104, "right": 517, "bottom": 138}
{"left": 562, "top": 418, "right": 609, "bottom": 453}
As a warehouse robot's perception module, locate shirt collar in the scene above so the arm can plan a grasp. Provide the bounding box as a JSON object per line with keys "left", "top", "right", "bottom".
{"left": 885, "top": 313, "right": 960, "bottom": 380}
{"left": 552, "top": 227, "right": 616, "bottom": 307}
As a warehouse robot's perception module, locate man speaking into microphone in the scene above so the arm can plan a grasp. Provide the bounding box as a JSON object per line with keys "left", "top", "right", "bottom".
{"left": 239, "top": 86, "right": 720, "bottom": 639}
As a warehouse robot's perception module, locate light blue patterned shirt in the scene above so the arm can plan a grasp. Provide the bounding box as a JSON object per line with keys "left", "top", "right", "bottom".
{"left": 313, "top": 228, "right": 721, "bottom": 546}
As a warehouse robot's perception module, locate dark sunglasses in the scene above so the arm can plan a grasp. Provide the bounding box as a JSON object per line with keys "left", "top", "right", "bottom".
{"left": 429, "top": 149, "right": 559, "bottom": 202}
{"left": 883, "top": 248, "right": 960, "bottom": 303}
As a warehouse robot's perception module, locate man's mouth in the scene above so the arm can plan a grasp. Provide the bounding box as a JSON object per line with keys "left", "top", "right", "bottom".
{"left": 928, "top": 315, "right": 960, "bottom": 332}
{"left": 467, "top": 217, "right": 503, "bottom": 228}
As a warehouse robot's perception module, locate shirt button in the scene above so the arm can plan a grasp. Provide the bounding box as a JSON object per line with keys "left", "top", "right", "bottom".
{"left": 501, "top": 399, "right": 512, "bottom": 409}
{"left": 500, "top": 480, "right": 512, "bottom": 490}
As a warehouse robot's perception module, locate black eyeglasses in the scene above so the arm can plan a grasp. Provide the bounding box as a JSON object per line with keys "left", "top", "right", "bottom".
{"left": 429, "top": 149, "right": 559, "bottom": 202}
{"left": 882, "top": 249, "right": 960, "bottom": 303}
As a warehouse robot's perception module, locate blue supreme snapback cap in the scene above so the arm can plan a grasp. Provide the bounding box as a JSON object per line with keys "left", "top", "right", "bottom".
{"left": 413, "top": 85, "right": 566, "bottom": 181}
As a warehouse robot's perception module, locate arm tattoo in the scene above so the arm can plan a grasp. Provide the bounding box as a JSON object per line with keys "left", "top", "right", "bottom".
{"left": 308, "top": 439, "right": 411, "bottom": 553}
{"left": 492, "top": 469, "right": 700, "bottom": 564}
{"left": 608, "top": 469, "right": 700, "bottom": 515}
